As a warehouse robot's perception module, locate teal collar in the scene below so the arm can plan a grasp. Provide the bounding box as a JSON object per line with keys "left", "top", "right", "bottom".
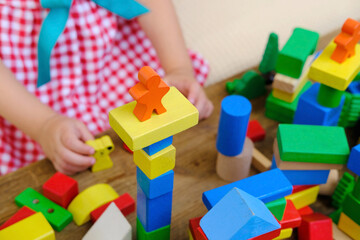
{"left": 37, "top": 0, "right": 148, "bottom": 87}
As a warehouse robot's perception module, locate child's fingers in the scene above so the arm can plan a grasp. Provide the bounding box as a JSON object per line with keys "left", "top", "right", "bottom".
{"left": 187, "top": 82, "right": 201, "bottom": 105}
{"left": 61, "top": 132, "right": 95, "bottom": 155}
{"left": 75, "top": 121, "right": 94, "bottom": 142}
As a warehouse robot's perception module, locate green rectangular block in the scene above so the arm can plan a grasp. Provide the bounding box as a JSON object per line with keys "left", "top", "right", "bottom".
{"left": 276, "top": 28, "right": 319, "bottom": 78}
{"left": 277, "top": 124, "right": 350, "bottom": 164}
{"left": 15, "top": 188, "right": 73, "bottom": 231}
{"left": 265, "top": 198, "right": 287, "bottom": 221}
{"left": 137, "top": 218, "right": 170, "bottom": 240}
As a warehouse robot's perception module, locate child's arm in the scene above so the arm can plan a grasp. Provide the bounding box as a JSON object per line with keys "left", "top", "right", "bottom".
{"left": 137, "top": 0, "right": 213, "bottom": 120}
{"left": 0, "top": 61, "right": 95, "bottom": 174}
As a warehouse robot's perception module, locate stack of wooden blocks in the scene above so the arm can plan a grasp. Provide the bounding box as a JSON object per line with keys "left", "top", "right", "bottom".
{"left": 265, "top": 28, "right": 319, "bottom": 123}
{"left": 109, "top": 66, "right": 199, "bottom": 239}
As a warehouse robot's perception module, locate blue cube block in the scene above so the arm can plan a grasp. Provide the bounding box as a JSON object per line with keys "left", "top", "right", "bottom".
{"left": 200, "top": 188, "right": 280, "bottom": 240}
{"left": 143, "top": 136, "right": 173, "bottom": 156}
{"left": 347, "top": 144, "right": 360, "bottom": 176}
{"left": 293, "top": 83, "right": 345, "bottom": 126}
{"left": 137, "top": 167, "right": 174, "bottom": 199}
{"left": 137, "top": 184, "right": 172, "bottom": 232}
{"left": 347, "top": 81, "right": 360, "bottom": 94}
{"left": 271, "top": 156, "right": 329, "bottom": 185}
{"left": 216, "top": 95, "right": 252, "bottom": 156}
{"left": 202, "top": 169, "right": 293, "bottom": 210}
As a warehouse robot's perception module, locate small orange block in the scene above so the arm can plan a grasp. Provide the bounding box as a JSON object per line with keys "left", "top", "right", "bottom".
{"left": 129, "top": 66, "right": 170, "bottom": 122}
{"left": 331, "top": 18, "right": 360, "bottom": 63}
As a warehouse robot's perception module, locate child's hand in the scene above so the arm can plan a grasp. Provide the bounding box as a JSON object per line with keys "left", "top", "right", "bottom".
{"left": 164, "top": 70, "right": 214, "bottom": 120}
{"left": 37, "top": 114, "right": 95, "bottom": 175}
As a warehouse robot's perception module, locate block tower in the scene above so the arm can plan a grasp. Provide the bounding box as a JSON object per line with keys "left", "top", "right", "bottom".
{"left": 109, "top": 66, "right": 199, "bottom": 239}
{"left": 265, "top": 28, "right": 319, "bottom": 123}
{"left": 294, "top": 18, "right": 360, "bottom": 126}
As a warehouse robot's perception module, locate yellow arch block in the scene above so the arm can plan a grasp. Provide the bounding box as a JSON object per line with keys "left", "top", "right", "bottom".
{"left": 309, "top": 41, "right": 360, "bottom": 91}
{"left": 134, "top": 145, "right": 176, "bottom": 179}
{"left": 338, "top": 213, "right": 360, "bottom": 240}
{"left": 285, "top": 185, "right": 319, "bottom": 209}
{"left": 109, "top": 87, "right": 199, "bottom": 151}
{"left": 0, "top": 212, "right": 55, "bottom": 240}
{"left": 68, "top": 184, "right": 119, "bottom": 226}
{"left": 86, "top": 135, "right": 115, "bottom": 172}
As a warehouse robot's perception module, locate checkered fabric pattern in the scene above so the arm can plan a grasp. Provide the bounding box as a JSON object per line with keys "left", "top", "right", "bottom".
{"left": 0, "top": 0, "right": 209, "bottom": 175}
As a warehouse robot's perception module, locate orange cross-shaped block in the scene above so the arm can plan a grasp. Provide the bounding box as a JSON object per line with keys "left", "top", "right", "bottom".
{"left": 331, "top": 18, "right": 360, "bottom": 63}
{"left": 129, "top": 66, "right": 170, "bottom": 122}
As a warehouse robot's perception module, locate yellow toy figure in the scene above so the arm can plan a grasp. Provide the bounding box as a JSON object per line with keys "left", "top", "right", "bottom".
{"left": 86, "top": 135, "right": 114, "bottom": 172}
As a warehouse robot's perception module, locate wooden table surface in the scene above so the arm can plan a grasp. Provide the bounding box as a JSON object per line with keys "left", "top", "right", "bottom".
{"left": 0, "top": 75, "right": 354, "bottom": 239}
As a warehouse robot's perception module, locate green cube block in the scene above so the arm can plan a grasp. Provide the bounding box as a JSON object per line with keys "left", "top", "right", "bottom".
{"left": 276, "top": 28, "right": 319, "bottom": 78}
{"left": 265, "top": 198, "right": 287, "bottom": 221}
{"left": 15, "top": 188, "right": 73, "bottom": 231}
{"left": 137, "top": 218, "right": 170, "bottom": 240}
{"left": 277, "top": 124, "right": 350, "bottom": 164}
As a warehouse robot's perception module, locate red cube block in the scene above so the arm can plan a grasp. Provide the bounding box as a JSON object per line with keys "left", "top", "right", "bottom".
{"left": 292, "top": 185, "right": 316, "bottom": 194}
{"left": 90, "top": 193, "right": 135, "bottom": 223}
{"left": 0, "top": 206, "right": 36, "bottom": 230}
{"left": 298, "top": 213, "right": 332, "bottom": 240}
{"left": 189, "top": 216, "right": 208, "bottom": 240}
{"left": 42, "top": 172, "right": 78, "bottom": 208}
{"left": 246, "top": 120, "right": 266, "bottom": 142}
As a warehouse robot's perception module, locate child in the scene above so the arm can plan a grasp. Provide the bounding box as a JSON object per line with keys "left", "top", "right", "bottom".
{"left": 0, "top": 0, "right": 213, "bottom": 175}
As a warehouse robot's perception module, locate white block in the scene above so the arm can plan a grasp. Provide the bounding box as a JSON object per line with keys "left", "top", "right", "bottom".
{"left": 82, "top": 202, "right": 131, "bottom": 240}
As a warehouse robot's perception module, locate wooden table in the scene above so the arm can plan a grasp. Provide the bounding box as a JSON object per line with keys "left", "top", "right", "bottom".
{"left": 0, "top": 76, "right": 353, "bottom": 239}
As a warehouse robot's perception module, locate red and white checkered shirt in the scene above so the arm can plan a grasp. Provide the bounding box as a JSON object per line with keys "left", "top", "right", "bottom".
{"left": 0, "top": 0, "right": 209, "bottom": 175}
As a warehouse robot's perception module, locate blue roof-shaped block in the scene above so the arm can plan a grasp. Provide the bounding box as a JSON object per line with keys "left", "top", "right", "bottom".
{"left": 200, "top": 187, "right": 281, "bottom": 240}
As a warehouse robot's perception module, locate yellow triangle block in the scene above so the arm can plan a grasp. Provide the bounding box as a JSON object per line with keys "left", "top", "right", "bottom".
{"left": 338, "top": 213, "right": 360, "bottom": 240}
{"left": 109, "top": 87, "right": 199, "bottom": 151}
{"left": 309, "top": 41, "right": 360, "bottom": 90}
{"left": 0, "top": 212, "right": 55, "bottom": 240}
{"left": 285, "top": 185, "right": 319, "bottom": 209}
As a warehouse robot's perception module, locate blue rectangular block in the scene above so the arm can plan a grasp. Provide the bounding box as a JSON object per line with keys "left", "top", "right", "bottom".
{"left": 137, "top": 184, "right": 172, "bottom": 232}
{"left": 137, "top": 167, "right": 174, "bottom": 199}
{"left": 271, "top": 156, "right": 330, "bottom": 185}
{"left": 200, "top": 188, "right": 280, "bottom": 240}
{"left": 293, "top": 83, "right": 345, "bottom": 126}
{"left": 143, "top": 136, "right": 173, "bottom": 156}
{"left": 347, "top": 144, "right": 360, "bottom": 176}
{"left": 347, "top": 81, "right": 360, "bottom": 94}
{"left": 202, "top": 169, "right": 293, "bottom": 210}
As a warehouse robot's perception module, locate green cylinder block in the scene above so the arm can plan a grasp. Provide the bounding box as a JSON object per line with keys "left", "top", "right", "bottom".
{"left": 317, "top": 84, "right": 344, "bottom": 108}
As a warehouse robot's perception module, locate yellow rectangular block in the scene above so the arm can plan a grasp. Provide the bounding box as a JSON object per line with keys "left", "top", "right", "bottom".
{"left": 273, "top": 228, "right": 293, "bottom": 240}
{"left": 309, "top": 41, "right": 360, "bottom": 90}
{"left": 134, "top": 145, "right": 176, "bottom": 179}
{"left": 0, "top": 212, "right": 55, "bottom": 240}
{"left": 109, "top": 87, "right": 199, "bottom": 151}
{"left": 338, "top": 213, "right": 360, "bottom": 240}
{"left": 86, "top": 135, "right": 114, "bottom": 172}
{"left": 285, "top": 185, "right": 319, "bottom": 209}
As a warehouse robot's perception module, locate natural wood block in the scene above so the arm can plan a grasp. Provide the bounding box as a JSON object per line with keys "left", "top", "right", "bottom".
{"left": 83, "top": 203, "right": 131, "bottom": 240}
{"left": 252, "top": 147, "right": 271, "bottom": 172}
{"left": 109, "top": 87, "right": 198, "bottom": 151}
{"left": 309, "top": 41, "right": 360, "bottom": 90}
{"left": 319, "top": 169, "right": 339, "bottom": 196}
{"left": 216, "top": 138, "right": 254, "bottom": 182}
